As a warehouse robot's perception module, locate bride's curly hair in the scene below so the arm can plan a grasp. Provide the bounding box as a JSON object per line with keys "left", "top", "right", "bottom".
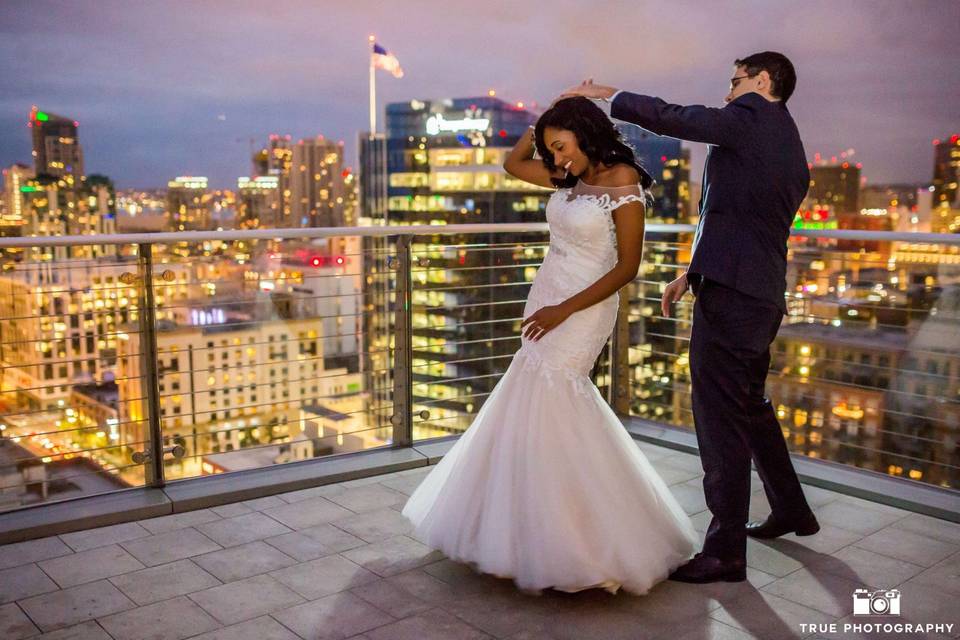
{"left": 534, "top": 96, "right": 654, "bottom": 191}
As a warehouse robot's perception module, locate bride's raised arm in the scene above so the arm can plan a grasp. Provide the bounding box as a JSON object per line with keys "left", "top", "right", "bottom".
{"left": 502, "top": 125, "right": 564, "bottom": 189}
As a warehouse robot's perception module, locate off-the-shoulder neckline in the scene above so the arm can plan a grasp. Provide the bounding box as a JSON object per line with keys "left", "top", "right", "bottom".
{"left": 569, "top": 180, "right": 642, "bottom": 189}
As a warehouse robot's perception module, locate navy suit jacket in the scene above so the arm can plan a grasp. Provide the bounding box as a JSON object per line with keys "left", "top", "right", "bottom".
{"left": 611, "top": 91, "right": 809, "bottom": 313}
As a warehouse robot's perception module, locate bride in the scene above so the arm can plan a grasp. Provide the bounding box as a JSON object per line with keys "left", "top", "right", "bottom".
{"left": 401, "top": 96, "right": 699, "bottom": 595}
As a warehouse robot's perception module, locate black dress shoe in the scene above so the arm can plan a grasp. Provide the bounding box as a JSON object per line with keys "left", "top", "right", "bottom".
{"left": 668, "top": 553, "right": 747, "bottom": 583}
{"left": 746, "top": 512, "right": 820, "bottom": 539}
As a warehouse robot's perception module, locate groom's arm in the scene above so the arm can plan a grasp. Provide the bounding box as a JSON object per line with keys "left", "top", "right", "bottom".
{"left": 607, "top": 92, "right": 748, "bottom": 148}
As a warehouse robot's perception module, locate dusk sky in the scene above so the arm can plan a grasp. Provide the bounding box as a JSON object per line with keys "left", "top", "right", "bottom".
{"left": 1, "top": 0, "right": 957, "bottom": 190}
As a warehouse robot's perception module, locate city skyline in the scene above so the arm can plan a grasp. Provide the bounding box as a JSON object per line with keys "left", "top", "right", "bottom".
{"left": 1, "top": 0, "right": 958, "bottom": 189}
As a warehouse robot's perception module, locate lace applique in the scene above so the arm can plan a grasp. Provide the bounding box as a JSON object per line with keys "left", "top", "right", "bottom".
{"left": 514, "top": 345, "right": 595, "bottom": 398}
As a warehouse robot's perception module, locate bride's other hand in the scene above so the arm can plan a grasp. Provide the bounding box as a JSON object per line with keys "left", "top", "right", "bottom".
{"left": 560, "top": 79, "right": 617, "bottom": 100}
{"left": 520, "top": 304, "right": 572, "bottom": 341}
{"left": 661, "top": 274, "right": 689, "bottom": 318}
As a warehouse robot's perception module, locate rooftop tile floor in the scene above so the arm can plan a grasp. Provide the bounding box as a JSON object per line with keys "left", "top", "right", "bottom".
{"left": 1, "top": 440, "right": 958, "bottom": 639}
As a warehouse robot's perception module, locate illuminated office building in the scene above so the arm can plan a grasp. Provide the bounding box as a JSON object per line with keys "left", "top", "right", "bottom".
{"left": 29, "top": 107, "right": 84, "bottom": 185}
{"left": 807, "top": 162, "right": 862, "bottom": 214}
{"left": 290, "top": 137, "right": 348, "bottom": 228}
{"left": 615, "top": 126, "right": 692, "bottom": 423}
{"left": 237, "top": 176, "right": 280, "bottom": 229}
{"left": 1, "top": 164, "right": 34, "bottom": 235}
{"left": 253, "top": 135, "right": 295, "bottom": 227}
{"left": 359, "top": 97, "right": 549, "bottom": 438}
{"left": 932, "top": 134, "right": 960, "bottom": 208}
{"left": 167, "top": 176, "right": 210, "bottom": 231}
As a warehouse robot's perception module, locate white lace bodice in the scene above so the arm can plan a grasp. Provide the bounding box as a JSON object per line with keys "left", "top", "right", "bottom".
{"left": 520, "top": 180, "right": 646, "bottom": 386}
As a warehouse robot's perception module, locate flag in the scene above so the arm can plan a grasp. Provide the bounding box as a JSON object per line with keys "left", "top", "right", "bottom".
{"left": 372, "top": 42, "right": 404, "bottom": 78}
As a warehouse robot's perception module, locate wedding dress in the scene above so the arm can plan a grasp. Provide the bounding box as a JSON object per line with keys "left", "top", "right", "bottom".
{"left": 401, "top": 179, "right": 699, "bottom": 595}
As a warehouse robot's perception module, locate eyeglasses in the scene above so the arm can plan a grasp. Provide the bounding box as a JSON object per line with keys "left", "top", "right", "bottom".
{"left": 729, "top": 74, "right": 755, "bottom": 90}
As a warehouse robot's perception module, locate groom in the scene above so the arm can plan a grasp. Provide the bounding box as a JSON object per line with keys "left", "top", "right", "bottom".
{"left": 564, "top": 51, "right": 819, "bottom": 583}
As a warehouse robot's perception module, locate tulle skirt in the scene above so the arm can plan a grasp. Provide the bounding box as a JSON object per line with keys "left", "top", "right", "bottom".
{"left": 401, "top": 346, "right": 699, "bottom": 595}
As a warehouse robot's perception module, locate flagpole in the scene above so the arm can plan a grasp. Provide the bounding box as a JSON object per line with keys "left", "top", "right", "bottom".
{"left": 368, "top": 34, "right": 376, "bottom": 138}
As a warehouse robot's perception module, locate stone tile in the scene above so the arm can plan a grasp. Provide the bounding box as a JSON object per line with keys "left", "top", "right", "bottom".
{"left": 193, "top": 540, "right": 298, "bottom": 582}
{"left": 19, "top": 579, "right": 135, "bottom": 632}
{"left": 264, "top": 531, "right": 336, "bottom": 562}
{"left": 667, "top": 617, "right": 759, "bottom": 640}
{"left": 902, "top": 551, "right": 960, "bottom": 596}
{"left": 120, "top": 527, "right": 221, "bottom": 567}
{"left": 747, "top": 492, "right": 772, "bottom": 520}
{"left": 59, "top": 522, "right": 152, "bottom": 553}
{"left": 873, "top": 580, "right": 960, "bottom": 631}
{"left": 262, "top": 497, "right": 354, "bottom": 530}
{"left": 0, "top": 562, "right": 58, "bottom": 604}
{"left": 36, "top": 620, "right": 113, "bottom": 639}
{"left": 805, "top": 545, "right": 925, "bottom": 588}
{"left": 761, "top": 567, "right": 865, "bottom": 618}
{"left": 270, "top": 554, "right": 379, "bottom": 599}
{"left": 833, "top": 495, "right": 913, "bottom": 518}
{"left": 813, "top": 500, "right": 907, "bottom": 536}
{"left": 339, "top": 475, "right": 389, "bottom": 488}
{"left": 210, "top": 502, "right": 253, "bottom": 518}
{"left": 745, "top": 539, "right": 806, "bottom": 577}
{"left": 751, "top": 524, "right": 863, "bottom": 568}
{"left": 0, "top": 601, "right": 40, "bottom": 639}
{"left": 277, "top": 483, "right": 347, "bottom": 504}
{"left": 801, "top": 485, "right": 843, "bottom": 509}
{"left": 854, "top": 526, "right": 959, "bottom": 567}
{"left": 273, "top": 591, "right": 394, "bottom": 640}
{"left": 377, "top": 472, "right": 428, "bottom": 497}
{"left": 98, "top": 595, "right": 220, "bottom": 640}
{"left": 366, "top": 608, "right": 490, "bottom": 640}
{"left": 635, "top": 441, "right": 677, "bottom": 462}
{"left": 241, "top": 495, "right": 287, "bottom": 511}
{"left": 196, "top": 512, "right": 293, "bottom": 547}
{"left": 0, "top": 536, "right": 73, "bottom": 570}
{"left": 298, "top": 523, "right": 367, "bottom": 552}
{"left": 386, "top": 567, "right": 479, "bottom": 606}
{"left": 689, "top": 509, "right": 713, "bottom": 533}
{"left": 454, "top": 581, "right": 604, "bottom": 639}
{"left": 891, "top": 513, "right": 960, "bottom": 545}
{"left": 325, "top": 485, "right": 408, "bottom": 513}
{"left": 670, "top": 480, "right": 709, "bottom": 515}
{"left": 653, "top": 463, "right": 702, "bottom": 486}
{"left": 350, "top": 578, "right": 432, "bottom": 618}
{"left": 190, "top": 615, "right": 301, "bottom": 640}
{"left": 342, "top": 535, "right": 443, "bottom": 577}
{"left": 659, "top": 452, "right": 705, "bottom": 475}
{"left": 188, "top": 574, "right": 304, "bottom": 626}
{"left": 709, "top": 589, "right": 836, "bottom": 640}
{"left": 108, "top": 558, "right": 221, "bottom": 605}
{"left": 332, "top": 508, "right": 414, "bottom": 543}
{"left": 38, "top": 544, "right": 144, "bottom": 588}
{"left": 138, "top": 509, "right": 222, "bottom": 535}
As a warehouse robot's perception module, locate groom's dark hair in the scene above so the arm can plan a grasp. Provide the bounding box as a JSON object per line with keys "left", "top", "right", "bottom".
{"left": 734, "top": 51, "right": 797, "bottom": 103}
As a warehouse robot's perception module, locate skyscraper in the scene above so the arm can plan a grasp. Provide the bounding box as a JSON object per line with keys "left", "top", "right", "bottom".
{"left": 806, "top": 163, "right": 861, "bottom": 214}
{"left": 290, "top": 137, "right": 347, "bottom": 228}
{"left": 359, "top": 96, "right": 549, "bottom": 438}
{"left": 932, "top": 134, "right": 960, "bottom": 210}
{"left": 29, "top": 107, "right": 84, "bottom": 186}
{"left": 166, "top": 176, "right": 210, "bottom": 231}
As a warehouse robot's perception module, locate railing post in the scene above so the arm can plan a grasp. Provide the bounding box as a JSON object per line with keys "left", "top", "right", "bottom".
{"left": 391, "top": 234, "right": 414, "bottom": 447}
{"left": 136, "top": 243, "right": 165, "bottom": 487}
{"left": 609, "top": 287, "right": 631, "bottom": 414}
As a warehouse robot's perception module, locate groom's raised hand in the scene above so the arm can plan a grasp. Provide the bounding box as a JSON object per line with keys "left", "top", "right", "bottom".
{"left": 560, "top": 79, "right": 618, "bottom": 100}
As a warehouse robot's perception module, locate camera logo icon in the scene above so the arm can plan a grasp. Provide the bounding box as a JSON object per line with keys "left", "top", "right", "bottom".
{"left": 852, "top": 588, "right": 901, "bottom": 616}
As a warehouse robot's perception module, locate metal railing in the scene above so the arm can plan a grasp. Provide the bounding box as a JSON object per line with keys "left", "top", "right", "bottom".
{"left": 1, "top": 223, "right": 958, "bottom": 513}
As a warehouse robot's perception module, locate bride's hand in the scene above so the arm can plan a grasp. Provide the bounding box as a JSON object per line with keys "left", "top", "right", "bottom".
{"left": 520, "top": 304, "right": 571, "bottom": 341}
{"left": 560, "top": 79, "right": 617, "bottom": 100}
